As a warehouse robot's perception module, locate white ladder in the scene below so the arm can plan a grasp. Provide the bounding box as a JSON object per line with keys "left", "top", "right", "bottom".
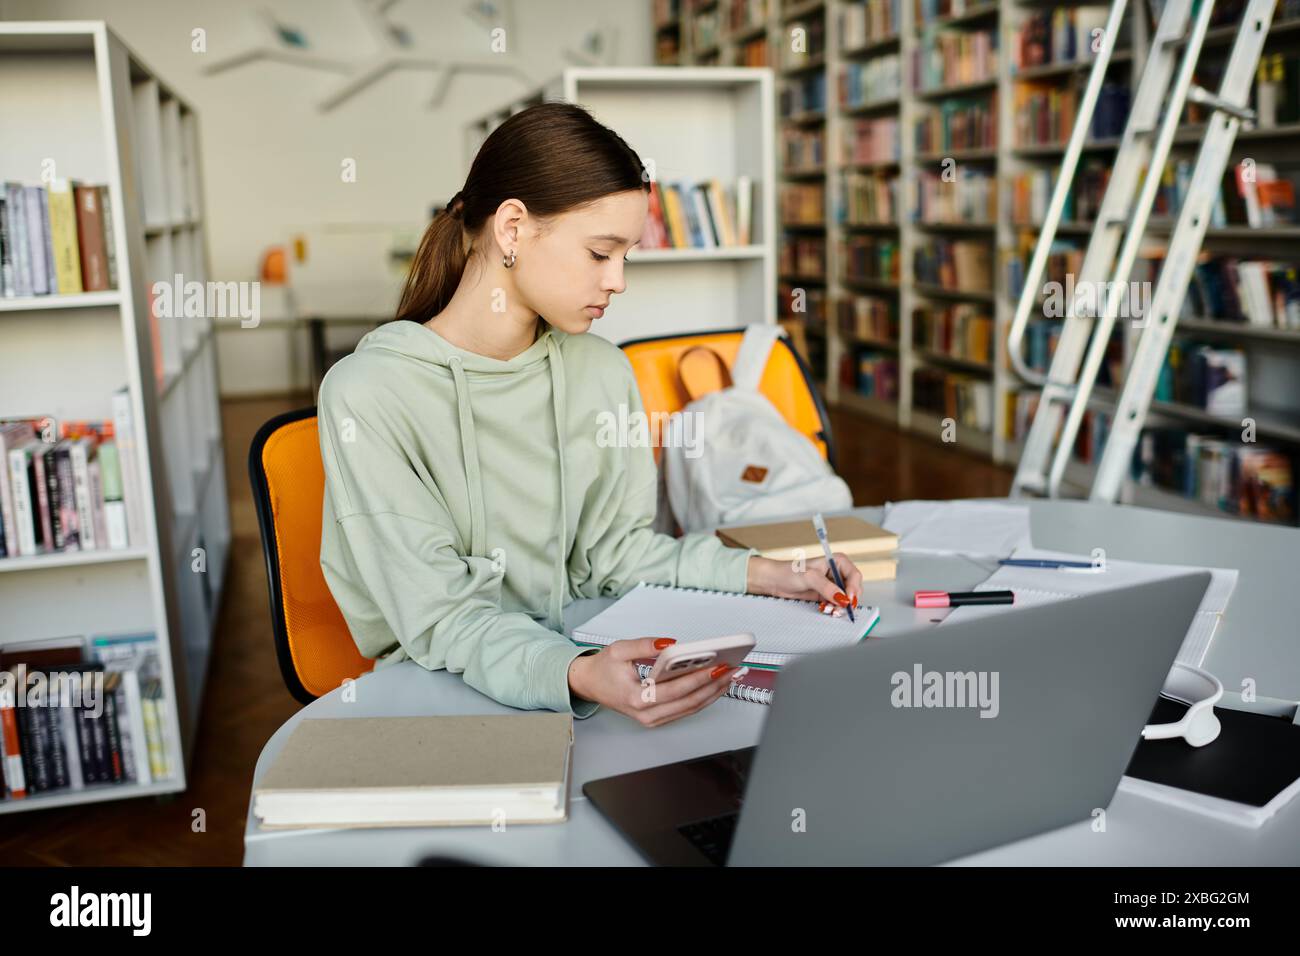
{"left": 1006, "top": 0, "right": 1277, "bottom": 501}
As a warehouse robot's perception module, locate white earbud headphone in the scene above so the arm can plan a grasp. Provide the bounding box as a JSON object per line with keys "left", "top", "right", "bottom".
{"left": 1142, "top": 662, "right": 1223, "bottom": 748}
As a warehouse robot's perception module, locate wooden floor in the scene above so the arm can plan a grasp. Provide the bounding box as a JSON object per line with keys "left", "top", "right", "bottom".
{"left": 0, "top": 396, "right": 1010, "bottom": 865}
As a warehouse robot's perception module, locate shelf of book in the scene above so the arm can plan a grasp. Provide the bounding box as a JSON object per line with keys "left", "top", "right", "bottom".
{"left": 0, "top": 22, "right": 230, "bottom": 812}
{"left": 1004, "top": 436, "right": 1299, "bottom": 528}
{"left": 660, "top": 0, "right": 1300, "bottom": 528}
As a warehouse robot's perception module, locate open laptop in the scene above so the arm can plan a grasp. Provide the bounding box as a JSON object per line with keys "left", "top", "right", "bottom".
{"left": 583, "top": 572, "right": 1211, "bottom": 866}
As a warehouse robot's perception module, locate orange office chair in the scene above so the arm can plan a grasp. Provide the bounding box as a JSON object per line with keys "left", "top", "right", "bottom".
{"left": 248, "top": 406, "right": 371, "bottom": 705}
{"left": 619, "top": 326, "right": 837, "bottom": 470}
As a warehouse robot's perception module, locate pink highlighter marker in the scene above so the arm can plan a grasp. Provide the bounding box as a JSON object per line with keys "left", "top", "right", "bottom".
{"left": 914, "top": 590, "right": 1015, "bottom": 608}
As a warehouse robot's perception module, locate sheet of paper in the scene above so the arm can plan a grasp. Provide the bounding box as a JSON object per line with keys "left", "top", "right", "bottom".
{"left": 941, "top": 546, "right": 1240, "bottom": 666}
{"left": 881, "top": 499, "right": 1032, "bottom": 557}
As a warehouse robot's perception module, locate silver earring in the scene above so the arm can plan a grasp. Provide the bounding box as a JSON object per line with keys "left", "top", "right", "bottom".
{"left": 503, "top": 250, "right": 516, "bottom": 269}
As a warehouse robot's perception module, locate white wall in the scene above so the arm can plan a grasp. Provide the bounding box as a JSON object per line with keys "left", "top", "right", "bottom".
{"left": 3, "top": 0, "right": 654, "bottom": 393}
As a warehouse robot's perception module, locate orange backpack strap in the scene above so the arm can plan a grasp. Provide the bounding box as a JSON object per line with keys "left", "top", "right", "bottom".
{"left": 676, "top": 345, "right": 733, "bottom": 402}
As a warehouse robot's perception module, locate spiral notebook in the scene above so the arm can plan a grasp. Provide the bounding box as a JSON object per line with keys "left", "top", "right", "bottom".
{"left": 571, "top": 582, "right": 880, "bottom": 706}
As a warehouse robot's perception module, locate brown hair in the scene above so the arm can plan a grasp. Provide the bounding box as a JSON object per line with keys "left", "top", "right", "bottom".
{"left": 395, "top": 102, "right": 651, "bottom": 323}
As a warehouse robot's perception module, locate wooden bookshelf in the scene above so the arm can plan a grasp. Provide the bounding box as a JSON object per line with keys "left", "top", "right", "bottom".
{"left": 0, "top": 21, "right": 230, "bottom": 812}
{"left": 660, "top": 0, "right": 1300, "bottom": 527}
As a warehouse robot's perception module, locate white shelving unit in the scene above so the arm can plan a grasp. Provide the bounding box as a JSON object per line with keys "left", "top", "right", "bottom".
{"left": 662, "top": 0, "right": 1300, "bottom": 528}
{"left": 464, "top": 66, "right": 778, "bottom": 344}
{"left": 0, "top": 21, "right": 230, "bottom": 812}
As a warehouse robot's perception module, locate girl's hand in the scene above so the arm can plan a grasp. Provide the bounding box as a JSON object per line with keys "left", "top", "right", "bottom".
{"left": 745, "top": 553, "right": 863, "bottom": 614}
{"left": 567, "top": 638, "right": 747, "bottom": 728}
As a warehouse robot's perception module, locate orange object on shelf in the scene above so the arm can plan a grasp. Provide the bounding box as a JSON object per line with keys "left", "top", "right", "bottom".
{"left": 261, "top": 246, "right": 288, "bottom": 284}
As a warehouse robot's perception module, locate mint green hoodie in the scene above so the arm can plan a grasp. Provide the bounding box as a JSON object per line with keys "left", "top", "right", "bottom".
{"left": 317, "top": 318, "right": 757, "bottom": 717}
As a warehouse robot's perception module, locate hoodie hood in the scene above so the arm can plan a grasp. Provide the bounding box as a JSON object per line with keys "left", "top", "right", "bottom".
{"left": 355, "top": 318, "right": 574, "bottom": 630}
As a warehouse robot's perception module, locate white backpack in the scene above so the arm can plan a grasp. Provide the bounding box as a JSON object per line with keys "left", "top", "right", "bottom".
{"left": 656, "top": 324, "right": 852, "bottom": 534}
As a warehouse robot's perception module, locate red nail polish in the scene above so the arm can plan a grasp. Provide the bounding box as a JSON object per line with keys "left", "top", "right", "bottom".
{"left": 833, "top": 591, "right": 849, "bottom": 607}
{"left": 653, "top": 638, "right": 676, "bottom": 649}
{"left": 710, "top": 665, "right": 729, "bottom": 679}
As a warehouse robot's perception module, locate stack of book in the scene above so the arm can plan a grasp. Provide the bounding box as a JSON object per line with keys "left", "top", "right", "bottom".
{"left": 914, "top": 95, "right": 998, "bottom": 154}
{"left": 639, "top": 179, "right": 754, "bottom": 250}
{"left": 913, "top": 0, "right": 995, "bottom": 21}
{"left": 1007, "top": 235, "right": 1084, "bottom": 300}
{"left": 841, "top": 234, "right": 901, "bottom": 283}
{"left": 838, "top": 294, "right": 898, "bottom": 343}
{"left": 737, "top": 33, "right": 770, "bottom": 66}
{"left": 780, "top": 72, "right": 827, "bottom": 117}
{"left": 838, "top": 0, "right": 900, "bottom": 48}
{"left": 1155, "top": 342, "right": 1248, "bottom": 416}
{"left": 1, "top": 181, "right": 117, "bottom": 298}
{"left": 914, "top": 237, "right": 993, "bottom": 292}
{"left": 1134, "top": 428, "right": 1295, "bottom": 525}
{"left": 781, "top": 125, "right": 825, "bottom": 170}
{"left": 717, "top": 514, "right": 900, "bottom": 581}
{"left": 846, "top": 350, "right": 900, "bottom": 402}
{"left": 1009, "top": 161, "right": 1111, "bottom": 225}
{"left": 779, "top": 234, "right": 826, "bottom": 278}
{"left": 842, "top": 115, "right": 900, "bottom": 165}
{"left": 913, "top": 303, "right": 993, "bottom": 364}
{"left": 1153, "top": 161, "right": 1299, "bottom": 228}
{"left": 780, "top": 181, "right": 825, "bottom": 225}
{"left": 838, "top": 171, "right": 899, "bottom": 225}
{"left": 1013, "top": 82, "right": 1128, "bottom": 146}
{"left": 690, "top": 4, "right": 720, "bottom": 50}
{"left": 913, "top": 166, "right": 995, "bottom": 223}
{"left": 0, "top": 632, "right": 174, "bottom": 802}
{"left": 0, "top": 391, "right": 144, "bottom": 559}
{"left": 724, "top": 0, "right": 768, "bottom": 34}
{"left": 840, "top": 54, "right": 902, "bottom": 107}
{"left": 1182, "top": 257, "right": 1300, "bottom": 330}
{"left": 1013, "top": 5, "right": 1112, "bottom": 71}
{"left": 1253, "top": 52, "right": 1300, "bottom": 128}
{"left": 912, "top": 27, "right": 997, "bottom": 92}
{"left": 912, "top": 366, "right": 993, "bottom": 430}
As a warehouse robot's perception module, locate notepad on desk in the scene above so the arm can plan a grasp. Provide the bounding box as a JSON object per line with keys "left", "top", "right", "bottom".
{"left": 716, "top": 515, "right": 899, "bottom": 581}
{"left": 572, "top": 582, "right": 880, "bottom": 671}
{"left": 253, "top": 714, "right": 574, "bottom": 829}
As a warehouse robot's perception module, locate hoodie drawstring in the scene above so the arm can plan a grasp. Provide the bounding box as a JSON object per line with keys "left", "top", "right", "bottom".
{"left": 447, "top": 355, "right": 487, "bottom": 559}
{"left": 545, "top": 334, "right": 569, "bottom": 632}
{"left": 446, "top": 336, "right": 569, "bottom": 632}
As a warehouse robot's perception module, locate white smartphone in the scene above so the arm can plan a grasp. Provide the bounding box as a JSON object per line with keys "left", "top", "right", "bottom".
{"left": 646, "top": 632, "right": 757, "bottom": 683}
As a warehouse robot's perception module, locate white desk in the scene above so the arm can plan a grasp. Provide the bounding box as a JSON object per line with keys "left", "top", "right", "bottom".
{"left": 243, "top": 500, "right": 1300, "bottom": 865}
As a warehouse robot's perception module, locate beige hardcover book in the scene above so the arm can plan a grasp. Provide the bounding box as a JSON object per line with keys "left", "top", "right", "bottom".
{"left": 253, "top": 714, "right": 574, "bottom": 829}
{"left": 717, "top": 515, "right": 899, "bottom": 562}
{"left": 843, "top": 557, "right": 899, "bottom": 582}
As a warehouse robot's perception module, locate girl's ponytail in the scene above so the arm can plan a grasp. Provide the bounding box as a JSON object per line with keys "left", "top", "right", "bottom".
{"left": 394, "top": 102, "right": 650, "bottom": 324}
{"left": 394, "top": 192, "right": 469, "bottom": 323}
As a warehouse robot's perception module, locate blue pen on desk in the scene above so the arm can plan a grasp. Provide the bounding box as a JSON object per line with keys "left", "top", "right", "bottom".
{"left": 999, "top": 558, "right": 1103, "bottom": 571}
{"left": 812, "top": 512, "right": 854, "bottom": 623}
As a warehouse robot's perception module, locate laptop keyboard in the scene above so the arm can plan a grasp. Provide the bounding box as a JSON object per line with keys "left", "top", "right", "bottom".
{"left": 677, "top": 812, "right": 739, "bottom": 865}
